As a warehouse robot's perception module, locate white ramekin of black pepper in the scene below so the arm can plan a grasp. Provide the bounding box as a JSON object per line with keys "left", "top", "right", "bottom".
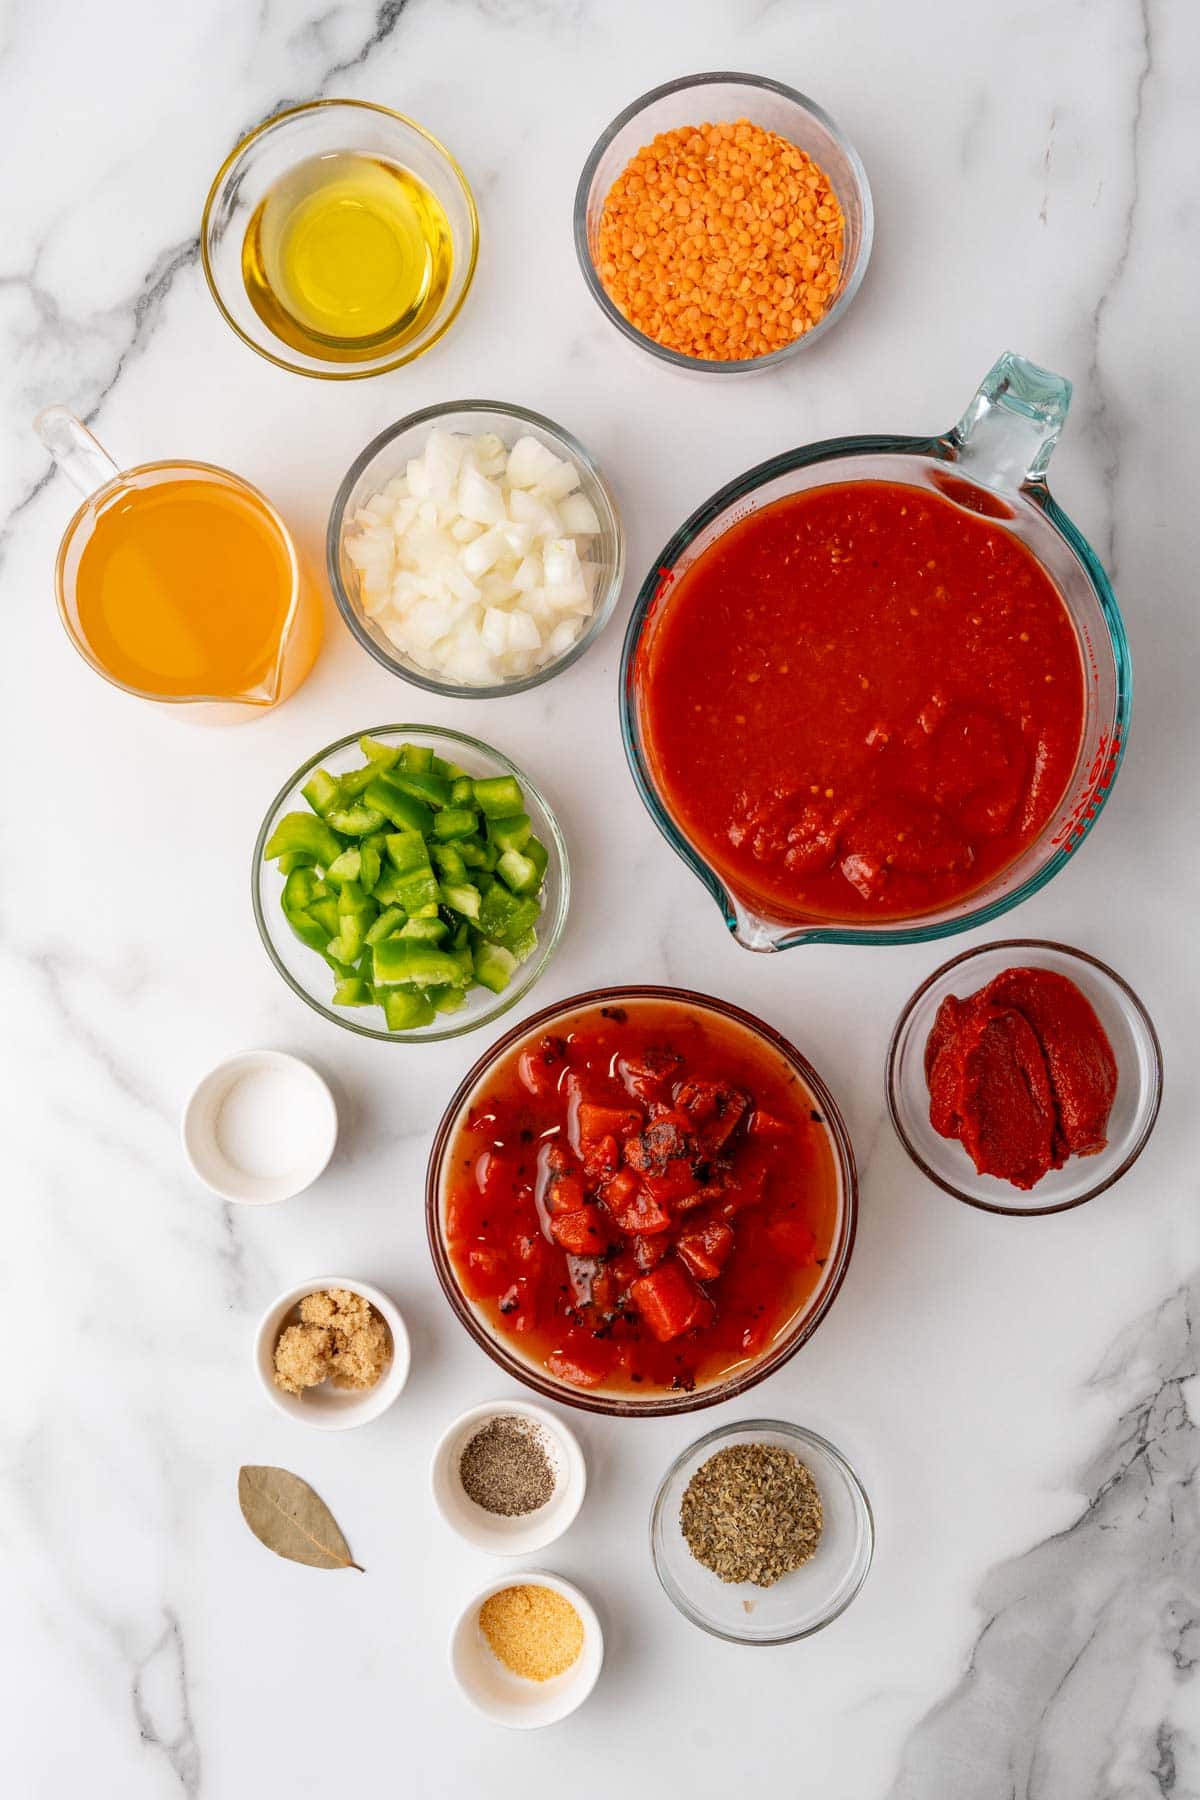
{"left": 430, "top": 1398, "right": 586, "bottom": 1554}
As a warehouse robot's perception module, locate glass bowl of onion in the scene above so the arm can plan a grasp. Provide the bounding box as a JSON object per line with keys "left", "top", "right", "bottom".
{"left": 327, "top": 401, "right": 625, "bottom": 698}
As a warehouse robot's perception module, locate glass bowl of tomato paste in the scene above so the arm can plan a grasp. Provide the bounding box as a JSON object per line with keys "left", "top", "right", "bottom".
{"left": 622, "top": 353, "right": 1132, "bottom": 951}
{"left": 887, "top": 940, "right": 1163, "bottom": 1216}
{"left": 426, "top": 987, "right": 857, "bottom": 1416}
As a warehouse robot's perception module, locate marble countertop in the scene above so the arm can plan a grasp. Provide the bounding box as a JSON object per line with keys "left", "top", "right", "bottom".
{"left": 4, "top": 1, "right": 1197, "bottom": 1795}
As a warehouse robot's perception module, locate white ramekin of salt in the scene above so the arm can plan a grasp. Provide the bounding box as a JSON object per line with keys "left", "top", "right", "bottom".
{"left": 182, "top": 1049, "right": 337, "bottom": 1204}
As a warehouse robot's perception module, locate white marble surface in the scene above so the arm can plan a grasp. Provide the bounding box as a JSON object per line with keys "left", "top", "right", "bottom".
{"left": 3, "top": 1, "right": 1198, "bottom": 1795}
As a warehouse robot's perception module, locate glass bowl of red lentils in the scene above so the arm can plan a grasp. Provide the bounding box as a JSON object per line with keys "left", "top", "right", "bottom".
{"left": 574, "top": 72, "right": 873, "bottom": 374}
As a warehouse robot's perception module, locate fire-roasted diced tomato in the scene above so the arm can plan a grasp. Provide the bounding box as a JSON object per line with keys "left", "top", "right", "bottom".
{"left": 578, "top": 1102, "right": 643, "bottom": 1143}
{"left": 641, "top": 1158, "right": 703, "bottom": 1205}
{"left": 630, "top": 1260, "right": 707, "bottom": 1342}
{"left": 676, "top": 1220, "right": 735, "bottom": 1281}
{"left": 474, "top": 1149, "right": 515, "bottom": 1201}
{"left": 549, "top": 1205, "right": 608, "bottom": 1255}
{"left": 676, "top": 1079, "right": 752, "bottom": 1149}
{"left": 547, "top": 1329, "right": 618, "bottom": 1388}
{"left": 544, "top": 1172, "right": 585, "bottom": 1216}
{"left": 498, "top": 1281, "right": 541, "bottom": 1335}
{"left": 445, "top": 999, "right": 838, "bottom": 1399}
{"left": 541, "top": 1141, "right": 573, "bottom": 1175}
{"left": 518, "top": 1034, "right": 569, "bottom": 1097}
{"left": 632, "top": 1232, "right": 669, "bottom": 1271}
{"left": 718, "top": 1165, "right": 768, "bottom": 1218}
{"left": 601, "top": 1170, "right": 672, "bottom": 1235}
{"left": 624, "top": 1110, "right": 693, "bottom": 1175}
{"left": 511, "top": 1232, "right": 551, "bottom": 1280}
{"left": 461, "top": 1246, "right": 511, "bottom": 1299}
{"left": 616, "top": 1046, "right": 683, "bottom": 1103}
{"left": 748, "top": 1109, "right": 793, "bottom": 1139}
{"left": 767, "top": 1217, "right": 818, "bottom": 1264}
{"left": 582, "top": 1133, "right": 620, "bottom": 1183}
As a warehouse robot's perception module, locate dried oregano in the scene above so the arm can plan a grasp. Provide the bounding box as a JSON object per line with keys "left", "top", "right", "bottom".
{"left": 680, "top": 1442, "right": 823, "bottom": 1587}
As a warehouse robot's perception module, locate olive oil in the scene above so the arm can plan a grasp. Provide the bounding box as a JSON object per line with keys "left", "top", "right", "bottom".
{"left": 241, "top": 151, "right": 452, "bottom": 361}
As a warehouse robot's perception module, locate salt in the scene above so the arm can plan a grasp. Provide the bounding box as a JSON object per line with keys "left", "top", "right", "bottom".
{"left": 214, "top": 1065, "right": 326, "bottom": 1179}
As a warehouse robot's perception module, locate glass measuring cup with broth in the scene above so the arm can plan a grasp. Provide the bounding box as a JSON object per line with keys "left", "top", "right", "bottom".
{"left": 37, "top": 407, "right": 322, "bottom": 721}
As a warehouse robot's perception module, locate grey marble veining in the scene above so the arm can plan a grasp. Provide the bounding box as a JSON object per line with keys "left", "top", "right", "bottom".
{"left": 889, "top": 1276, "right": 1199, "bottom": 1799}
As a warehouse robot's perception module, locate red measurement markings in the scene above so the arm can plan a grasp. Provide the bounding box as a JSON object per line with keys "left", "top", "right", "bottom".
{"left": 1051, "top": 728, "right": 1122, "bottom": 853}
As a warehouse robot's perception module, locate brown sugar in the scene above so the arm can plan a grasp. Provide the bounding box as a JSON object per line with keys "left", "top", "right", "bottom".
{"left": 596, "top": 117, "right": 844, "bottom": 362}
{"left": 272, "top": 1288, "right": 390, "bottom": 1395}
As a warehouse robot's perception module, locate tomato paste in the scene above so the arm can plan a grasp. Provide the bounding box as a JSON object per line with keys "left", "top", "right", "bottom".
{"left": 442, "top": 999, "right": 843, "bottom": 1396}
{"left": 639, "top": 480, "right": 1086, "bottom": 923}
{"left": 926, "top": 967, "right": 1117, "bottom": 1188}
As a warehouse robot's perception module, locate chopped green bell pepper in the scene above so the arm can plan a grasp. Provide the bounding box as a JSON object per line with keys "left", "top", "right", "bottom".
{"left": 364, "top": 778, "right": 435, "bottom": 836}
{"left": 301, "top": 769, "right": 341, "bottom": 817}
{"left": 433, "top": 806, "right": 479, "bottom": 841}
{"left": 366, "top": 906, "right": 406, "bottom": 945}
{"left": 398, "top": 743, "right": 434, "bottom": 774}
{"left": 478, "top": 885, "right": 541, "bottom": 947}
{"left": 473, "top": 775, "right": 524, "bottom": 818}
{"left": 488, "top": 813, "right": 532, "bottom": 854}
{"left": 440, "top": 881, "right": 482, "bottom": 921}
{"left": 382, "top": 989, "right": 435, "bottom": 1030}
{"left": 332, "top": 977, "right": 374, "bottom": 1007}
{"left": 386, "top": 832, "right": 432, "bottom": 876}
{"left": 474, "top": 939, "right": 517, "bottom": 994}
{"left": 264, "top": 737, "right": 550, "bottom": 1033}
{"left": 497, "top": 848, "right": 541, "bottom": 895}
{"left": 372, "top": 938, "right": 469, "bottom": 989}
{"left": 391, "top": 768, "right": 452, "bottom": 808}
{"left": 360, "top": 734, "right": 401, "bottom": 769}
{"left": 326, "top": 804, "right": 386, "bottom": 837}
{"left": 326, "top": 849, "right": 362, "bottom": 886}
{"left": 264, "top": 812, "right": 344, "bottom": 868}
{"left": 399, "top": 916, "right": 448, "bottom": 943}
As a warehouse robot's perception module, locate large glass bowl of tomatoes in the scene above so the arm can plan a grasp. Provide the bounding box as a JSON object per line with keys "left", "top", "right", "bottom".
{"left": 426, "top": 986, "right": 857, "bottom": 1417}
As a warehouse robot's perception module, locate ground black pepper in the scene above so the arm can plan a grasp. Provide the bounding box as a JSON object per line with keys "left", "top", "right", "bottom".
{"left": 459, "top": 1415, "right": 556, "bottom": 1517}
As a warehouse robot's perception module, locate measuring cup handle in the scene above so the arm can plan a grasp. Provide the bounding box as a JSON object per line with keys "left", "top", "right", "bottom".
{"left": 949, "top": 353, "right": 1073, "bottom": 493}
{"left": 34, "top": 405, "right": 121, "bottom": 498}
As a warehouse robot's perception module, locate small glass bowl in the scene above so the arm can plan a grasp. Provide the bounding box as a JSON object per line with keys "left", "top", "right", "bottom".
{"left": 327, "top": 401, "right": 625, "bottom": 698}
{"left": 574, "top": 72, "right": 873, "bottom": 375}
{"left": 887, "top": 939, "right": 1163, "bottom": 1216}
{"left": 426, "top": 986, "right": 858, "bottom": 1416}
{"left": 201, "top": 99, "right": 479, "bottom": 379}
{"left": 650, "top": 1419, "right": 874, "bottom": 1644}
{"left": 252, "top": 726, "right": 569, "bottom": 1043}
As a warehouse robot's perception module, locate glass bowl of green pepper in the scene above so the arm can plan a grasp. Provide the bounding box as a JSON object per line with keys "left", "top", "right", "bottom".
{"left": 252, "top": 726, "right": 570, "bottom": 1041}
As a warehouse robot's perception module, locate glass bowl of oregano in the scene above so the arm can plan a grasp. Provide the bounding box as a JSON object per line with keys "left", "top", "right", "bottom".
{"left": 650, "top": 1418, "right": 874, "bottom": 1643}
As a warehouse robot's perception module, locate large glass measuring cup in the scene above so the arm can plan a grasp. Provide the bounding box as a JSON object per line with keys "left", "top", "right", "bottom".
{"left": 621, "top": 354, "right": 1131, "bottom": 950}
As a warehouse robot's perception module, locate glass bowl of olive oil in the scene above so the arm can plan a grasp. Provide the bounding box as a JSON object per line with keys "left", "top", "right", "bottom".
{"left": 201, "top": 100, "right": 479, "bottom": 379}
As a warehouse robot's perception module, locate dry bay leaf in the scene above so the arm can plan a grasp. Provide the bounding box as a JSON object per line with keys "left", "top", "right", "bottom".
{"left": 238, "top": 1466, "right": 363, "bottom": 1572}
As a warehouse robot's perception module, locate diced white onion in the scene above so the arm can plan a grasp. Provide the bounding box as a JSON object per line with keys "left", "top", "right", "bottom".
{"left": 344, "top": 429, "right": 603, "bottom": 686}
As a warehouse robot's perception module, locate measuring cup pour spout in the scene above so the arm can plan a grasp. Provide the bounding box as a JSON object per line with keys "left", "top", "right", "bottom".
{"left": 35, "top": 405, "right": 122, "bottom": 499}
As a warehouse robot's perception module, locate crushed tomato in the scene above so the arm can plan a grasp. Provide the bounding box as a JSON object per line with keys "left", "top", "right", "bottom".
{"left": 442, "top": 999, "right": 842, "bottom": 1396}
{"left": 639, "top": 480, "right": 1086, "bottom": 924}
